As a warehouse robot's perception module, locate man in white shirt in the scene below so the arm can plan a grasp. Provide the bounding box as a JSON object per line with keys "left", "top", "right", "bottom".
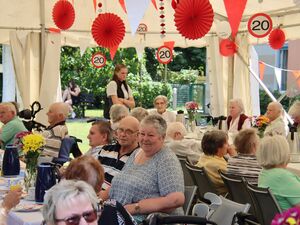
{"left": 264, "top": 102, "right": 288, "bottom": 137}
{"left": 148, "top": 95, "right": 176, "bottom": 124}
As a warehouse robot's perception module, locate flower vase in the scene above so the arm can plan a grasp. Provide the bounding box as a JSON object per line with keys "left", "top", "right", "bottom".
{"left": 24, "top": 156, "right": 38, "bottom": 192}
{"left": 257, "top": 129, "right": 264, "bottom": 138}
{"left": 188, "top": 120, "right": 196, "bottom": 132}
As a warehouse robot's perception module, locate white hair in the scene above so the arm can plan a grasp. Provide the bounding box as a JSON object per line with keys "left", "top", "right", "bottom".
{"left": 256, "top": 135, "right": 290, "bottom": 169}
{"left": 229, "top": 98, "right": 245, "bottom": 114}
{"left": 0, "top": 102, "right": 17, "bottom": 115}
{"left": 130, "top": 107, "right": 149, "bottom": 122}
{"left": 153, "top": 95, "right": 168, "bottom": 105}
{"left": 109, "top": 104, "right": 129, "bottom": 123}
{"left": 288, "top": 101, "right": 300, "bottom": 118}
{"left": 166, "top": 122, "right": 187, "bottom": 138}
{"left": 51, "top": 102, "right": 70, "bottom": 119}
{"left": 141, "top": 115, "right": 167, "bottom": 137}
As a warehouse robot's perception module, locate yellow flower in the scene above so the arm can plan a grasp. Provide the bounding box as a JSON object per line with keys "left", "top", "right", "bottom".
{"left": 22, "top": 133, "right": 45, "bottom": 155}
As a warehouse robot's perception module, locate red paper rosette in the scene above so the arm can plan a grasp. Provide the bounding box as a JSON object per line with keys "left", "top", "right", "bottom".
{"left": 174, "top": 0, "right": 214, "bottom": 40}
{"left": 91, "top": 13, "right": 125, "bottom": 48}
{"left": 268, "top": 28, "right": 285, "bottom": 50}
{"left": 219, "top": 39, "right": 237, "bottom": 56}
{"left": 52, "top": 0, "right": 75, "bottom": 30}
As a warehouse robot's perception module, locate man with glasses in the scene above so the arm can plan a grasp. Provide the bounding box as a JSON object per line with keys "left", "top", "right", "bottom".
{"left": 98, "top": 116, "right": 140, "bottom": 191}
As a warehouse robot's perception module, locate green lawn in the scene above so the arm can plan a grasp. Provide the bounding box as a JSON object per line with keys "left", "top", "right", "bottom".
{"left": 66, "top": 109, "right": 103, "bottom": 153}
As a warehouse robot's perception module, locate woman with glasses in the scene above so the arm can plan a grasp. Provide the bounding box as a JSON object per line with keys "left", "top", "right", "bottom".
{"left": 42, "top": 180, "right": 99, "bottom": 225}
{"left": 109, "top": 115, "right": 185, "bottom": 223}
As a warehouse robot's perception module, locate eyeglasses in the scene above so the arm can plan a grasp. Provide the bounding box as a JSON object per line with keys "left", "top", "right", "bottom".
{"left": 55, "top": 209, "right": 98, "bottom": 225}
{"left": 117, "top": 128, "right": 138, "bottom": 136}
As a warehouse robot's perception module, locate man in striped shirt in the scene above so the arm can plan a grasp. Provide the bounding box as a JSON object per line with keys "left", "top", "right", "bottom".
{"left": 98, "top": 116, "right": 140, "bottom": 191}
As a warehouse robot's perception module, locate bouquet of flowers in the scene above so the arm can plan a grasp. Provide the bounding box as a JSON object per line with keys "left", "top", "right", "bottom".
{"left": 16, "top": 132, "right": 45, "bottom": 191}
{"left": 272, "top": 207, "right": 300, "bottom": 225}
{"left": 253, "top": 115, "right": 270, "bottom": 138}
{"left": 185, "top": 101, "right": 199, "bottom": 122}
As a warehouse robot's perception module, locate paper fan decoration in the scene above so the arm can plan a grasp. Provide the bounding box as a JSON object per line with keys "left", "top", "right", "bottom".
{"left": 52, "top": 0, "right": 75, "bottom": 30}
{"left": 219, "top": 39, "right": 237, "bottom": 56}
{"left": 91, "top": 13, "right": 125, "bottom": 48}
{"left": 268, "top": 28, "right": 285, "bottom": 50}
{"left": 174, "top": 0, "right": 214, "bottom": 40}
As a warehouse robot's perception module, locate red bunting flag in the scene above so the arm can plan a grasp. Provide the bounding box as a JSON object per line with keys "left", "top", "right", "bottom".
{"left": 93, "top": 0, "right": 97, "bottom": 12}
{"left": 259, "top": 61, "right": 265, "bottom": 80}
{"left": 164, "top": 41, "right": 175, "bottom": 51}
{"left": 151, "top": 0, "right": 157, "bottom": 10}
{"left": 119, "top": 0, "right": 127, "bottom": 13}
{"left": 223, "top": 0, "right": 247, "bottom": 38}
{"left": 110, "top": 45, "right": 119, "bottom": 60}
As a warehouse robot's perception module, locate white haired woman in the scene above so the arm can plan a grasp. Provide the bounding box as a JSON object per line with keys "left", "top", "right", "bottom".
{"left": 109, "top": 115, "right": 185, "bottom": 223}
{"left": 257, "top": 135, "right": 300, "bottom": 211}
{"left": 226, "top": 98, "right": 251, "bottom": 133}
{"left": 288, "top": 101, "right": 300, "bottom": 154}
{"left": 42, "top": 179, "right": 100, "bottom": 225}
{"left": 149, "top": 95, "right": 176, "bottom": 123}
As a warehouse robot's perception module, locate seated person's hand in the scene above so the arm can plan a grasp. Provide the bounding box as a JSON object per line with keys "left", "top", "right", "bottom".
{"left": 2, "top": 188, "right": 22, "bottom": 211}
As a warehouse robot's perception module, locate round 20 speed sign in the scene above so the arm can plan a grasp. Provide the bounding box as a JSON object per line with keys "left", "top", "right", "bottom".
{"left": 248, "top": 13, "right": 273, "bottom": 38}
{"left": 156, "top": 46, "right": 173, "bottom": 64}
{"left": 91, "top": 52, "right": 106, "bottom": 68}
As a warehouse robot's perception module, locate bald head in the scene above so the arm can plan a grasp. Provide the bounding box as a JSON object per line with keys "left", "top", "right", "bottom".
{"left": 266, "top": 102, "right": 283, "bottom": 122}
{"left": 0, "top": 102, "right": 17, "bottom": 124}
{"left": 119, "top": 116, "right": 140, "bottom": 132}
{"left": 47, "top": 102, "right": 69, "bottom": 126}
{"left": 117, "top": 116, "right": 140, "bottom": 149}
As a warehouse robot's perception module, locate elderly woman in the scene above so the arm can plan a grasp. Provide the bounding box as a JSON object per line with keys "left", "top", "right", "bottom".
{"left": 85, "top": 120, "right": 112, "bottom": 158}
{"left": 148, "top": 95, "right": 176, "bottom": 123}
{"left": 196, "top": 130, "right": 232, "bottom": 195}
{"left": 109, "top": 104, "right": 129, "bottom": 131}
{"left": 288, "top": 101, "right": 300, "bottom": 154}
{"left": 227, "top": 128, "right": 262, "bottom": 185}
{"left": 130, "top": 107, "right": 149, "bottom": 122}
{"left": 63, "top": 155, "right": 136, "bottom": 225}
{"left": 42, "top": 180, "right": 99, "bottom": 225}
{"left": 109, "top": 115, "right": 185, "bottom": 223}
{"left": 257, "top": 135, "right": 300, "bottom": 211}
{"left": 226, "top": 98, "right": 251, "bottom": 133}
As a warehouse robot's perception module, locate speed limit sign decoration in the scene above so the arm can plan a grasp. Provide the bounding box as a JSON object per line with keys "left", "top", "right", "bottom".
{"left": 156, "top": 46, "right": 173, "bottom": 64}
{"left": 91, "top": 52, "right": 106, "bottom": 68}
{"left": 248, "top": 13, "right": 273, "bottom": 38}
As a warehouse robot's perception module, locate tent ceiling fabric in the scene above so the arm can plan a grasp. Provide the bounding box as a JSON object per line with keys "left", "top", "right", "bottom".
{"left": 0, "top": 0, "right": 300, "bottom": 48}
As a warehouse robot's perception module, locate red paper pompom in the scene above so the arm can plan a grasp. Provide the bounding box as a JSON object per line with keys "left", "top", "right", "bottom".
{"left": 219, "top": 39, "right": 237, "bottom": 56}
{"left": 91, "top": 13, "right": 125, "bottom": 48}
{"left": 174, "top": 0, "right": 214, "bottom": 40}
{"left": 268, "top": 28, "right": 285, "bottom": 50}
{"left": 52, "top": 0, "right": 75, "bottom": 30}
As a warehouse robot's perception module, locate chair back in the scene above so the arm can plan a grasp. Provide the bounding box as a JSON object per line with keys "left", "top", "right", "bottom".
{"left": 219, "top": 171, "right": 256, "bottom": 216}
{"left": 183, "top": 186, "right": 197, "bottom": 215}
{"left": 176, "top": 155, "right": 195, "bottom": 186}
{"left": 185, "top": 161, "right": 217, "bottom": 200}
{"left": 246, "top": 182, "right": 282, "bottom": 225}
{"left": 209, "top": 196, "right": 251, "bottom": 225}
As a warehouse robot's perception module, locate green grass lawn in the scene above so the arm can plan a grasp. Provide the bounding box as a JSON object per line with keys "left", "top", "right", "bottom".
{"left": 66, "top": 109, "right": 103, "bottom": 153}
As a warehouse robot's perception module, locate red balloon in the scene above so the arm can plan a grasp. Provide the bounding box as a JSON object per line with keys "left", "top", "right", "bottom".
{"left": 91, "top": 13, "right": 125, "bottom": 48}
{"left": 52, "top": 0, "right": 75, "bottom": 30}
{"left": 268, "top": 28, "right": 285, "bottom": 50}
{"left": 219, "top": 39, "right": 237, "bottom": 56}
{"left": 174, "top": 0, "right": 214, "bottom": 40}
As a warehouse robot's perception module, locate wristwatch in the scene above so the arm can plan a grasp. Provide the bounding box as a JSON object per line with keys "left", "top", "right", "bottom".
{"left": 134, "top": 203, "right": 141, "bottom": 214}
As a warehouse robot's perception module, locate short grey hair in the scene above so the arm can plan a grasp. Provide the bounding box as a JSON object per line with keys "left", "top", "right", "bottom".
{"left": 288, "top": 101, "right": 300, "bottom": 118}
{"left": 0, "top": 102, "right": 17, "bottom": 115}
{"left": 166, "top": 122, "right": 187, "bottom": 138}
{"left": 229, "top": 98, "right": 245, "bottom": 114}
{"left": 256, "top": 135, "right": 290, "bottom": 169}
{"left": 51, "top": 102, "right": 70, "bottom": 119}
{"left": 42, "top": 180, "right": 99, "bottom": 225}
{"left": 234, "top": 128, "right": 259, "bottom": 154}
{"left": 130, "top": 107, "right": 149, "bottom": 122}
{"left": 141, "top": 115, "right": 167, "bottom": 137}
{"left": 153, "top": 95, "right": 168, "bottom": 105}
{"left": 109, "top": 104, "right": 129, "bottom": 123}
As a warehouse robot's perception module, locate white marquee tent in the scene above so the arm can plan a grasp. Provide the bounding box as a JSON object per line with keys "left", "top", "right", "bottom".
{"left": 0, "top": 0, "right": 299, "bottom": 124}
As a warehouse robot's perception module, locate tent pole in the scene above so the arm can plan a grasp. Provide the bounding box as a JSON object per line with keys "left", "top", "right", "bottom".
{"left": 40, "top": 0, "right": 46, "bottom": 81}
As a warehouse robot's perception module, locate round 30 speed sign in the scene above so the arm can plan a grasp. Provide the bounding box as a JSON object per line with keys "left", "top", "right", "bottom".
{"left": 156, "top": 46, "right": 173, "bottom": 64}
{"left": 248, "top": 13, "right": 273, "bottom": 38}
{"left": 91, "top": 52, "right": 106, "bottom": 68}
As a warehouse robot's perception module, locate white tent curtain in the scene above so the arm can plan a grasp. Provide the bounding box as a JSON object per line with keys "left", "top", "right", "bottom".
{"left": 206, "top": 36, "right": 229, "bottom": 117}
{"left": 233, "top": 33, "right": 252, "bottom": 116}
{"left": 9, "top": 31, "right": 41, "bottom": 108}
{"left": 2, "top": 44, "right": 16, "bottom": 102}
{"left": 36, "top": 33, "right": 62, "bottom": 126}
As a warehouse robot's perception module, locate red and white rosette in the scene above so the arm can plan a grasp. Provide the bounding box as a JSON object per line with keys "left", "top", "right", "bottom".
{"left": 174, "top": 0, "right": 214, "bottom": 40}
{"left": 91, "top": 13, "right": 125, "bottom": 48}
{"left": 52, "top": 0, "right": 75, "bottom": 30}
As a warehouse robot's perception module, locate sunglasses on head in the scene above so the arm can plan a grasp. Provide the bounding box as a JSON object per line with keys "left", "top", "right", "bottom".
{"left": 54, "top": 209, "right": 98, "bottom": 225}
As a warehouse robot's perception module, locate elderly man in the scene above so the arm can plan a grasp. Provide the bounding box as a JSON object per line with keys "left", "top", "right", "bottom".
{"left": 148, "top": 95, "right": 176, "bottom": 123}
{"left": 98, "top": 116, "right": 139, "bottom": 191}
{"left": 288, "top": 101, "right": 300, "bottom": 154}
{"left": 264, "top": 102, "right": 288, "bottom": 137}
{"left": 41, "top": 102, "right": 69, "bottom": 158}
{"left": 0, "top": 102, "right": 27, "bottom": 148}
